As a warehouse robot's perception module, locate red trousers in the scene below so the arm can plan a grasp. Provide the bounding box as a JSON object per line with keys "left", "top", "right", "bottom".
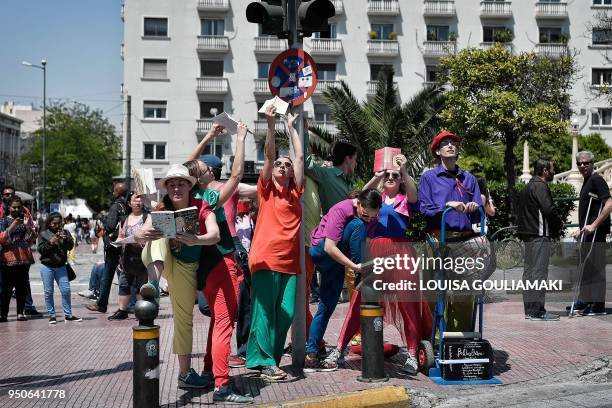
{"left": 203, "top": 254, "right": 241, "bottom": 387}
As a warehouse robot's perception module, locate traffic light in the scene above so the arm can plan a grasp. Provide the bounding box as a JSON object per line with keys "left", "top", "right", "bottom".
{"left": 297, "top": 0, "right": 335, "bottom": 36}
{"left": 246, "top": 0, "right": 287, "bottom": 38}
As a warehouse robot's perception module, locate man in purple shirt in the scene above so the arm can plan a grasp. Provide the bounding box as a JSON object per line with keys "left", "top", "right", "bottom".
{"left": 418, "top": 130, "right": 483, "bottom": 331}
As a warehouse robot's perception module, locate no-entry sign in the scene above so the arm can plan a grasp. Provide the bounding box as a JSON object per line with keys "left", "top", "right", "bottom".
{"left": 268, "top": 48, "right": 318, "bottom": 106}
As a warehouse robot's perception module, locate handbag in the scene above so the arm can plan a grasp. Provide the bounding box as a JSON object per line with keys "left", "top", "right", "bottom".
{"left": 66, "top": 263, "right": 77, "bottom": 281}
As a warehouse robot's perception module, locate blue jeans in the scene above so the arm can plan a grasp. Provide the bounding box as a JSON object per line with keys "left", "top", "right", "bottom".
{"left": 89, "top": 263, "right": 105, "bottom": 294}
{"left": 40, "top": 264, "right": 72, "bottom": 317}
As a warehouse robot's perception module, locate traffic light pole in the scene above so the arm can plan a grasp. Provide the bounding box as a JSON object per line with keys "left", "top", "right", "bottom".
{"left": 287, "top": 0, "right": 307, "bottom": 368}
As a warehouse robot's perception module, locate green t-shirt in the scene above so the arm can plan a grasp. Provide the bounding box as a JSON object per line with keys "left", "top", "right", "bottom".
{"left": 193, "top": 187, "right": 235, "bottom": 254}
{"left": 305, "top": 155, "right": 353, "bottom": 214}
{"left": 171, "top": 243, "right": 201, "bottom": 264}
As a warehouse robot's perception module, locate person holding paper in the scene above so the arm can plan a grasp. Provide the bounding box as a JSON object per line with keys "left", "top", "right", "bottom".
{"left": 246, "top": 105, "right": 304, "bottom": 381}
{"left": 135, "top": 164, "right": 221, "bottom": 390}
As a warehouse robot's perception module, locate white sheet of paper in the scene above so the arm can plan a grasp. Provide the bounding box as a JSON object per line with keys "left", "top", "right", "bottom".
{"left": 302, "top": 66, "right": 312, "bottom": 76}
{"left": 258, "top": 96, "right": 289, "bottom": 116}
{"left": 111, "top": 235, "right": 136, "bottom": 247}
{"left": 212, "top": 112, "right": 239, "bottom": 135}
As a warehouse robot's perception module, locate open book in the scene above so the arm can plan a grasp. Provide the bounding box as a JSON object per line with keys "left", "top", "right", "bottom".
{"left": 132, "top": 168, "right": 157, "bottom": 196}
{"left": 212, "top": 112, "right": 254, "bottom": 135}
{"left": 151, "top": 206, "right": 199, "bottom": 239}
{"left": 258, "top": 96, "right": 289, "bottom": 116}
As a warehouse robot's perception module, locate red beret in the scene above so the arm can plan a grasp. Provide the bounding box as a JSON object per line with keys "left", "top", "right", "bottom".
{"left": 431, "top": 130, "right": 461, "bottom": 157}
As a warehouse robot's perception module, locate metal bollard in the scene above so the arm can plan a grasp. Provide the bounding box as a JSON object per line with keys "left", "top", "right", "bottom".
{"left": 357, "top": 304, "right": 389, "bottom": 383}
{"left": 133, "top": 298, "right": 160, "bottom": 408}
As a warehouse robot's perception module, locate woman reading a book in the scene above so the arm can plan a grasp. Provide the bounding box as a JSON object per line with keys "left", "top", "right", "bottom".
{"left": 135, "top": 164, "right": 221, "bottom": 390}
{"left": 323, "top": 155, "right": 433, "bottom": 375}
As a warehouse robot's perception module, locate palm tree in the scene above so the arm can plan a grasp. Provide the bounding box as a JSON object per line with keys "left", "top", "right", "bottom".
{"left": 307, "top": 66, "right": 446, "bottom": 180}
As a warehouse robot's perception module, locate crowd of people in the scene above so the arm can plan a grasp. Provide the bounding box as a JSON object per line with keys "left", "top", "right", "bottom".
{"left": 0, "top": 104, "right": 610, "bottom": 403}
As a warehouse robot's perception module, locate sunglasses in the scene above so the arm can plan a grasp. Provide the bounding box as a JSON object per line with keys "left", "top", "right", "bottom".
{"left": 439, "top": 140, "right": 459, "bottom": 148}
{"left": 577, "top": 161, "right": 592, "bottom": 167}
{"left": 384, "top": 172, "right": 400, "bottom": 180}
{"left": 274, "top": 160, "right": 292, "bottom": 168}
{"left": 2, "top": 192, "right": 13, "bottom": 197}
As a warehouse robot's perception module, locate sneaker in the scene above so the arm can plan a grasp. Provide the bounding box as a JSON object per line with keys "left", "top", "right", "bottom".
{"left": 200, "top": 371, "right": 213, "bottom": 382}
{"left": 581, "top": 305, "right": 607, "bottom": 316}
{"left": 24, "top": 310, "right": 42, "bottom": 318}
{"left": 86, "top": 304, "right": 106, "bottom": 313}
{"left": 403, "top": 354, "right": 418, "bottom": 375}
{"left": 528, "top": 312, "right": 560, "bottom": 321}
{"left": 304, "top": 352, "right": 337, "bottom": 372}
{"left": 178, "top": 368, "right": 212, "bottom": 389}
{"left": 324, "top": 348, "right": 344, "bottom": 366}
{"left": 259, "top": 366, "right": 287, "bottom": 381}
{"left": 566, "top": 301, "right": 587, "bottom": 313}
{"left": 65, "top": 315, "right": 83, "bottom": 322}
{"left": 213, "top": 384, "right": 254, "bottom": 404}
{"left": 49, "top": 317, "right": 57, "bottom": 325}
{"left": 108, "top": 309, "right": 129, "bottom": 320}
{"left": 229, "top": 355, "right": 246, "bottom": 368}
{"left": 282, "top": 344, "right": 293, "bottom": 357}
{"left": 78, "top": 289, "right": 97, "bottom": 300}
{"left": 16, "top": 315, "right": 27, "bottom": 321}
{"left": 317, "top": 344, "right": 327, "bottom": 359}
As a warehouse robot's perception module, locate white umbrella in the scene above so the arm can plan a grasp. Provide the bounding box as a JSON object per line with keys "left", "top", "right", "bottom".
{"left": 15, "top": 191, "right": 34, "bottom": 201}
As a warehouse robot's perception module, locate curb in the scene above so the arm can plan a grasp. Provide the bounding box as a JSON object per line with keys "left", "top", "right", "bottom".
{"left": 258, "top": 385, "right": 410, "bottom": 408}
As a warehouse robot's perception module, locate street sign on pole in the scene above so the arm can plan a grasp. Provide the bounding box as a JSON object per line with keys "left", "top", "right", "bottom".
{"left": 268, "top": 48, "right": 318, "bottom": 106}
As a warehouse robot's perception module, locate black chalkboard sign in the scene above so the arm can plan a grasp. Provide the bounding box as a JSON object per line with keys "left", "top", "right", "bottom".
{"left": 441, "top": 339, "right": 493, "bottom": 381}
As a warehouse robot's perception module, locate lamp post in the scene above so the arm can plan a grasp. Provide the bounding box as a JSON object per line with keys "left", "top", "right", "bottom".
{"left": 22, "top": 59, "right": 47, "bottom": 212}
{"left": 29, "top": 164, "right": 39, "bottom": 212}
{"left": 60, "top": 177, "right": 66, "bottom": 200}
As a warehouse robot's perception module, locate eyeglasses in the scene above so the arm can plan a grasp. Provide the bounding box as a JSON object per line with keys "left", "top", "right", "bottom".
{"left": 577, "top": 161, "right": 592, "bottom": 167}
{"left": 384, "top": 172, "right": 400, "bottom": 180}
{"left": 2, "top": 192, "right": 12, "bottom": 197}
{"left": 439, "top": 140, "right": 459, "bottom": 148}
{"left": 274, "top": 160, "right": 292, "bottom": 168}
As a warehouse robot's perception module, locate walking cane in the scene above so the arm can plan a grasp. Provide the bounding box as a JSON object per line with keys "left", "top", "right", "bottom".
{"left": 569, "top": 192, "right": 602, "bottom": 318}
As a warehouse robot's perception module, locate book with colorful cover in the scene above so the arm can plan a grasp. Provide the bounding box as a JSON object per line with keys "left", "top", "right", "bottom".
{"left": 151, "top": 206, "right": 199, "bottom": 238}
{"left": 373, "top": 147, "right": 402, "bottom": 172}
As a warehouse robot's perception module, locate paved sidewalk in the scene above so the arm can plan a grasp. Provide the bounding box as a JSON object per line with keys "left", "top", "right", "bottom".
{"left": 0, "top": 245, "right": 611, "bottom": 407}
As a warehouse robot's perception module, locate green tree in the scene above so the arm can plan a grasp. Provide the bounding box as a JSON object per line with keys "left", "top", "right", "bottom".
{"left": 22, "top": 102, "right": 122, "bottom": 211}
{"left": 308, "top": 66, "right": 445, "bottom": 181}
{"left": 439, "top": 45, "right": 577, "bottom": 215}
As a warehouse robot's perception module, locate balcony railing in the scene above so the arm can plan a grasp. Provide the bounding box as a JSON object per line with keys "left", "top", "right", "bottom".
{"left": 313, "top": 80, "right": 341, "bottom": 95}
{"left": 480, "top": 42, "right": 513, "bottom": 53}
{"left": 312, "top": 121, "right": 338, "bottom": 134}
{"left": 367, "top": 80, "right": 398, "bottom": 95}
{"left": 423, "top": 1, "right": 456, "bottom": 17}
{"left": 253, "top": 79, "right": 270, "bottom": 95}
{"left": 254, "top": 36, "right": 288, "bottom": 53}
{"left": 309, "top": 38, "right": 342, "bottom": 55}
{"left": 367, "top": 0, "right": 400, "bottom": 16}
{"left": 197, "top": 0, "right": 230, "bottom": 12}
{"left": 196, "top": 77, "right": 229, "bottom": 94}
{"left": 196, "top": 119, "right": 213, "bottom": 135}
{"left": 254, "top": 120, "right": 286, "bottom": 136}
{"left": 332, "top": 0, "right": 344, "bottom": 15}
{"left": 367, "top": 40, "right": 400, "bottom": 57}
{"left": 536, "top": 43, "right": 568, "bottom": 58}
{"left": 197, "top": 35, "right": 230, "bottom": 52}
{"left": 535, "top": 2, "right": 568, "bottom": 19}
{"left": 480, "top": 1, "right": 512, "bottom": 18}
{"left": 422, "top": 41, "right": 457, "bottom": 57}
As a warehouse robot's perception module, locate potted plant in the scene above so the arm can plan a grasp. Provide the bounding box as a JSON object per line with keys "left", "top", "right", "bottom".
{"left": 558, "top": 33, "right": 570, "bottom": 44}
{"left": 494, "top": 29, "right": 514, "bottom": 44}
{"left": 388, "top": 31, "right": 398, "bottom": 41}
{"left": 368, "top": 31, "right": 378, "bottom": 40}
{"left": 449, "top": 31, "right": 458, "bottom": 42}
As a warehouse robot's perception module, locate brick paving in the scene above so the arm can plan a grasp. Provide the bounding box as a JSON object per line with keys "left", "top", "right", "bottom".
{"left": 0, "top": 246, "right": 610, "bottom": 407}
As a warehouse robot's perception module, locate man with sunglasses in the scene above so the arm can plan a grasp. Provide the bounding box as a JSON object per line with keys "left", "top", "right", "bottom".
{"left": 568, "top": 151, "right": 611, "bottom": 316}
{"left": 419, "top": 131, "right": 483, "bottom": 331}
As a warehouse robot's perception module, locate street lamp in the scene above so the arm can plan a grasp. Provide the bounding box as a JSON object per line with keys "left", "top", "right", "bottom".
{"left": 29, "top": 164, "right": 38, "bottom": 211}
{"left": 22, "top": 59, "right": 47, "bottom": 212}
{"left": 60, "top": 177, "right": 66, "bottom": 200}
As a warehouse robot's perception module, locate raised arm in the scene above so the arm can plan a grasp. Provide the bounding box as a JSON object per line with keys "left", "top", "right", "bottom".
{"left": 237, "top": 183, "right": 257, "bottom": 198}
{"left": 261, "top": 105, "right": 277, "bottom": 183}
{"left": 218, "top": 122, "right": 247, "bottom": 207}
{"left": 188, "top": 124, "right": 225, "bottom": 161}
{"left": 363, "top": 172, "right": 384, "bottom": 190}
{"left": 397, "top": 155, "right": 418, "bottom": 204}
{"left": 286, "top": 112, "right": 304, "bottom": 189}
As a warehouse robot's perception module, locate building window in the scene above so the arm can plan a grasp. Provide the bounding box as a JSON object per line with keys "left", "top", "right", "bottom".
{"left": 370, "top": 64, "right": 392, "bottom": 80}
{"left": 593, "top": 29, "right": 612, "bottom": 45}
{"left": 143, "top": 142, "right": 166, "bottom": 160}
{"left": 483, "top": 26, "right": 509, "bottom": 43}
{"left": 256, "top": 141, "right": 265, "bottom": 162}
{"left": 426, "top": 65, "right": 442, "bottom": 82}
{"left": 144, "top": 18, "right": 168, "bottom": 37}
{"left": 202, "top": 142, "right": 224, "bottom": 159}
{"left": 313, "top": 23, "right": 337, "bottom": 39}
{"left": 200, "top": 60, "right": 224, "bottom": 77}
{"left": 317, "top": 64, "right": 337, "bottom": 81}
{"left": 200, "top": 101, "right": 224, "bottom": 118}
{"left": 593, "top": 0, "right": 612, "bottom": 5}
{"left": 592, "top": 68, "right": 612, "bottom": 86}
{"left": 201, "top": 19, "right": 225, "bottom": 36}
{"left": 539, "top": 27, "right": 562, "bottom": 43}
{"left": 314, "top": 104, "right": 332, "bottom": 123}
{"left": 143, "top": 101, "right": 167, "bottom": 119}
{"left": 143, "top": 59, "right": 167, "bottom": 79}
{"left": 258, "top": 62, "right": 270, "bottom": 79}
{"left": 427, "top": 25, "right": 450, "bottom": 41}
{"left": 592, "top": 108, "right": 612, "bottom": 126}
{"left": 371, "top": 24, "right": 394, "bottom": 40}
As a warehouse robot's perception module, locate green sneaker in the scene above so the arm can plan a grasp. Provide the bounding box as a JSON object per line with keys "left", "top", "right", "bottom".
{"left": 177, "top": 368, "right": 212, "bottom": 389}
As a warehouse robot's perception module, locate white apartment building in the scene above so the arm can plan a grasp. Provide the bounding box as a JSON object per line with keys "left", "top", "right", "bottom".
{"left": 122, "top": 0, "right": 612, "bottom": 180}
